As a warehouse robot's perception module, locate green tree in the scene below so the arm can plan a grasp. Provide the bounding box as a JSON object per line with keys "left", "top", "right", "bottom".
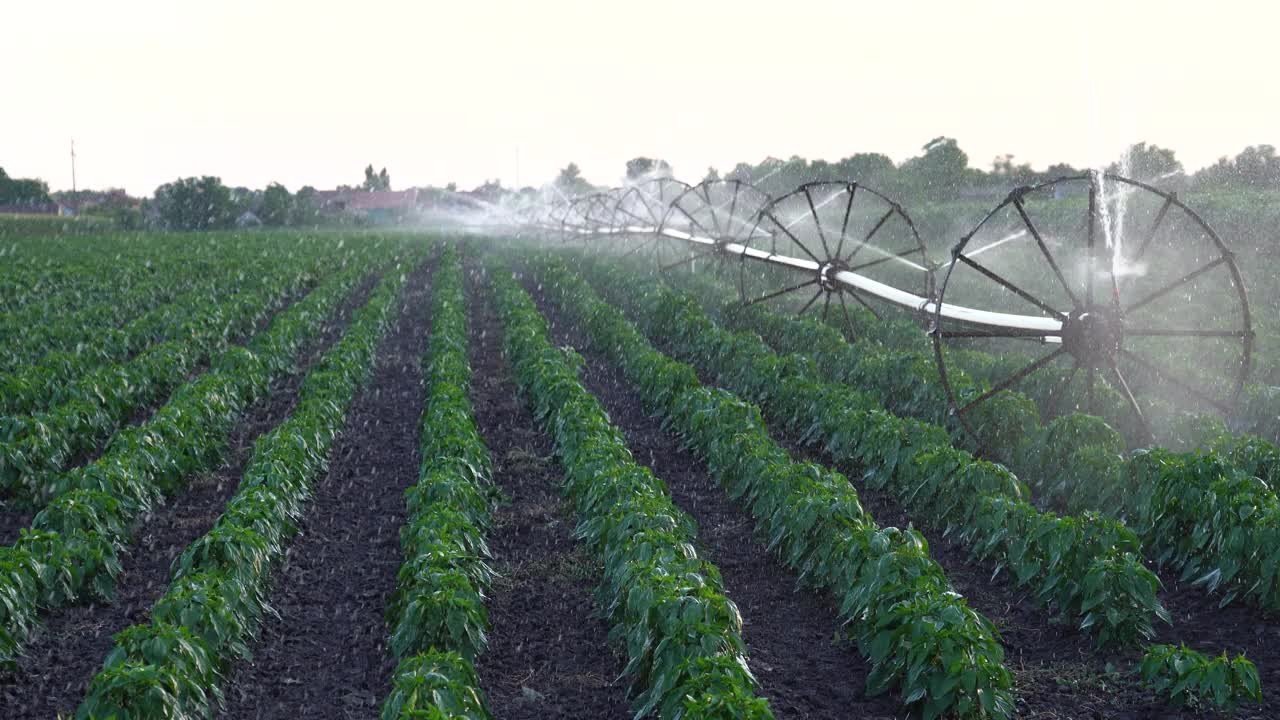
{"left": 554, "top": 162, "right": 591, "bottom": 196}
{"left": 1112, "top": 142, "right": 1183, "bottom": 183}
{"left": 625, "top": 157, "right": 672, "bottom": 181}
{"left": 702, "top": 166, "right": 721, "bottom": 183}
{"left": 900, "top": 137, "right": 972, "bottom": 201}
{"left": 362, "top": 164, "right": 391, "bottom": 191}
{"left": 0, "top": 167, "right": 52, "bottom": 206}
{"left": 153, "top": 176, "right": 236, "bottom": 231}
{"left": 259, "top": 183, "right": 293, "bottom": 226}
{"left": 292, "top": 185, "right": 320, "bottom": 225}
{"left": 833, "top": 153, "right": 896, "bottom": 183}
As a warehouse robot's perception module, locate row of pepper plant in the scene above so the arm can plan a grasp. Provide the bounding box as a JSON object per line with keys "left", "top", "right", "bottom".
{"left": 0, "top": 256, "right": 324, "bottom": 502}
{"left": 670, "top": 268, "right": 1280, "bottom": 613}
{"left": 0, "top": 246, "right": 393, "bottom": 666}
{"left": 576, "top": 258, "right": 1169, "bottom": 649}
{"left": 0, "top": 235, "right": 273, "bottom": 372}
{"left": 381, "top": 246, "right": 496, "bottom": 719}
{"left": 529, "top": 256, "right": 1014, "bottom": 720}
{"left": 75, "top": 260, "right": 411, "bottom": 718}
{"left": 489, "top": 262, "right": 775, "bottom": 719}
{"left": 0, "top": 260, "right": 264, "bottom": 417}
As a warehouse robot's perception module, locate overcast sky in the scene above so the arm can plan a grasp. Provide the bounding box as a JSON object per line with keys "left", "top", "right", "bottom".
{"left": 4, "top": 0, "right": 1277, "bottom": 195}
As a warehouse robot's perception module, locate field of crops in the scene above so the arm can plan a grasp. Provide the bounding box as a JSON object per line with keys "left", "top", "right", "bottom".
{"left": 1, "top": 226, "right": 1277, "bottom": 719}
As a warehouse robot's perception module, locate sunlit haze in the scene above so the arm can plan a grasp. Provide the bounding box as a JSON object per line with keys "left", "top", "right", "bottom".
{"left": 6, "top": 0, "right": 1278, "bottom": 195}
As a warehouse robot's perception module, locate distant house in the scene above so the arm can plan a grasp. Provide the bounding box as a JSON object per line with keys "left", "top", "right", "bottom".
{"left": 53, "top": 189, "right": 140, "bottom": 217}
{"left": 315, "top": 189, "right": 419, "bottom": 223}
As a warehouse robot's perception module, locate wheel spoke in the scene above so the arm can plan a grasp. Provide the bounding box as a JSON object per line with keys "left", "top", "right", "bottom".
{"left": 661, "top": 248, "right": 717, "bottom": 273}
{"left": 1126, "top": 327, "right": 1250, "bottom": 338}
{"left": 959, "top": 346, "right": 1066, "bottom": 415}
{"left": 835, "top": 183, "right": 857, "bottom": 260}
{"left": 1086, "top": 365, "right": 1096, "bottom": 414}
{"left": 1124, "top": 255, "right": 1228, "bottom": 314}
{"left": 846, "top": 207, "right": 895, "bottom": 265}
{"left": 744, "top": 278, "right": 819, "bottom": 306}
{"left": 700, "top": 184, "right": 723, "bottom": 238}
{"left": 848, "top": 246, "right": 928, "bottom": 273}
{"left": 762, "top": 211, "right": 824, "bottom": 264}
{"left": 1133, "top": 195, "right": 1174, "bottom": 262}
{"left": 1043, "top": 361, "right": 1081, "bottom": 420}
{"left": 1086, "top": 175, "right": 1098, "bottom": 308}
{"left": 1118, "top": 348, "right": 1233, "bottom": 413}
{"left": 621, "top": 235, "right": 658, "bottom": 259}
{"left": 1107, "top": 360, "right": 1150, "bottom": 443}
{"left": 672, "top": 202, "right": 716, "bottom": 240}
{"left": 617, "top": 204, "right": 651, "bottom": 227}
{"left": 798, "top": 287, "right": 824, "bottom": 315}
{"left": 836, "top": 287, "right": 880, "bottom": 320}
{"left": 957, "top": 254, "right": 1067, "bottom": 320}
{"left": 821, "top": 291, "right": 832, "bottom": 321}
{"left": 1015, "top": 198, "right": 1081, "bottom": 309}
{"left": 838, "top": 290, "right": 859, "bottom": 337}
{"left": 726, "top": 182, "right": 741, "bottom": 237}
{"left": 803, "top": 186, "right": 833, "bottom": 259}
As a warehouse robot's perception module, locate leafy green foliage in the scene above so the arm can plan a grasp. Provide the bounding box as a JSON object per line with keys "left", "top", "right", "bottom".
{"left": 382, "top": 652, "right": 492, "bottom": 720}
{"left": 579, "top": 258, "right": 1167, "bottom": 650}
{"left": 1139, "top": 643, "right": 1262, "bottom": 709}
{"left": 534, "top": 259, "right": 1013, "bottom": 718}
{"left": 71, "top": 260, "right": 413, "bottom": 715}
{"left": 382, "top": 246, "right": 495, "bottom": 716}
{"left": 489, "top": 264, "right": 771, "bottom": 719}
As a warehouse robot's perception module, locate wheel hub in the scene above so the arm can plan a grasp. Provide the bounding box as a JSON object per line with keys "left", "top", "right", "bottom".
{"left": 1061, "top": 307, "right": 1123, "bottom": 369}
{"left": 818, "top": 260, "right": 846, "bottom": 292}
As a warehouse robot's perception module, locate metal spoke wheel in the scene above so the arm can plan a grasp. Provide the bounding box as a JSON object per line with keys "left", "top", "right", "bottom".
{"left": 653, "top": 179, "right": 773, "bottom": 277}
{"left": 933, "top": 172, "right": 1253, "bottom": 448}
{"left": 559, "top": 193, "right": 615, "bottom": 248}
{"left": 613, "top": 178, "right": 692, "bottom": 259}
{"left": 740, "top": 181, "right": 932, "bottom": 340}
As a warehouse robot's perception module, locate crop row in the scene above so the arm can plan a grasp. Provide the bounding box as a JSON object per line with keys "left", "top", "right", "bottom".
{"left": 77, "top": 262, "right": 409, "bottom": 718}
{"left": 0, "top": 264, "right": 202, "bottom": 373}
{"left": 382, "top": 246, "right": 496, "bottom": 719}
{"left": 678, "top": 266, "right": 1280, "bottom": 497}
{"left": 688, "top": 277, "right": 1280, "bottom": 613}
{"left": 0, "top": 251, "right": 386, "bottom": 666}
{"left": 531, "top": 257, "right": 1014, "bottom": 719}
{"left": 0, "top": 256, "right": 321, "bottom": 504}
{"left": 0, "top": 259, "right": 200, "bottom": 351}
{"left": 490, "top": 265, "right": 775, "bottom": 719}
{"left": 579, "top": 259, "right": 1169, "bottom": 648}
{"left": 0, "top": 261, "right": 266, "bottom": 417}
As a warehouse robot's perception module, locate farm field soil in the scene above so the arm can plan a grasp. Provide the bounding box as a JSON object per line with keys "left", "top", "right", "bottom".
{"left": 218, "top": 259, "right": 432, "bottom": 719}
{"left": 628, "top": 291, "right": 1280, "bottom": 720}
{"left": 525, "top": 275, "right": 903, "bottom": 719}
{"left": 464, "top": 260, "right": 632, "bottom": 719}
{"left": 0, "top": 271, "right": 382, "bottom": 719}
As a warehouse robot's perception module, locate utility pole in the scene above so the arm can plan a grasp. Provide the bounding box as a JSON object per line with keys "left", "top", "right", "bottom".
{"left": 70, "top": 139, "right": 77, "bottom": 193}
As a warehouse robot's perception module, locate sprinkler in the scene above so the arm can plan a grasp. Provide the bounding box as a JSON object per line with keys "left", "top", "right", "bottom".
{"left": 523, "top": 172, "right": 1253, "bottom": 449}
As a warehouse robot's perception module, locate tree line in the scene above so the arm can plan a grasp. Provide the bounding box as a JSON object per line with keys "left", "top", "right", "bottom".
{"left": 550, "top": 140, "right": 1280, "bottom": 203}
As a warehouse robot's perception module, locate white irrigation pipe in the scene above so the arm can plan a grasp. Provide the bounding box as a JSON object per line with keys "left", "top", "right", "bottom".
{"left": 548, "top": 223, "right": 1065, "bottom": 335}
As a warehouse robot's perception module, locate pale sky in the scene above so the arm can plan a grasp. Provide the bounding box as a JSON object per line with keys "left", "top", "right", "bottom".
{"left": 4, "top": 0, "right": 1277, "bottom": 196}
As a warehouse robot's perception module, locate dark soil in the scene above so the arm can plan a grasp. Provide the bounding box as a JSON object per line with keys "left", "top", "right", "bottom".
{"left": 217, "top": 257, "right": 433, "bottom": 720}
{"left": 524, "top": 274, "right": 904, "bottom": 720}
{"left": 619, "top": 294, "right": 1280, "bottom": 719}
{"left": 0, "top": 272, "right": 382, "bottom": 720}
{"left": 464, "top": 262, "right": 633, "bottom": 720}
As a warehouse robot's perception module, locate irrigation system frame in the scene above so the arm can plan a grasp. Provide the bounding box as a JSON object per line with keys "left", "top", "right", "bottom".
{"left": 513, "top": 173, "right": 1254, "bottom": 448}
